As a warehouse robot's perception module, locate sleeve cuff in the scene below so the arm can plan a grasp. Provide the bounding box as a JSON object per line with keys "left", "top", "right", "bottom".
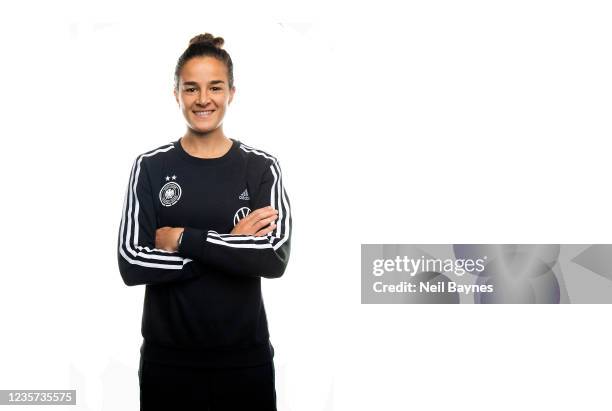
{"left": 178, "top": 227, "right": 207, "bottom": 261}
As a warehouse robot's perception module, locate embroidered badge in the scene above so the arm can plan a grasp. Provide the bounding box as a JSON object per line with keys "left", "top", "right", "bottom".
{"left": 159, "top": 175, "right": 182, "bottom": 207}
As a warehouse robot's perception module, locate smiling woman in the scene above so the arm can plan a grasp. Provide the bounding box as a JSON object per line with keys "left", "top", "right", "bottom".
{"left": 116, "top": 32, "right": 291, "bottom": 411}
{"left": 173, "top": 37, "right": 235, "bottom": 139}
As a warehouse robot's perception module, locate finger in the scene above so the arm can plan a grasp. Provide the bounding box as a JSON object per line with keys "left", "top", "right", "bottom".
{"left": 236, "top": 207, "right": 278, "bottom": 232}
{"left": 254, "top": 223, "right": 277, "bottom": 237}
{"left": 234, "top": 214, "right": 267, "bottom": 233}
{"left": 250, "top": 206, "right": 278, "bottom": 220}
{"left": 253, "top": 214, "right": 278, "bottom": 230}
{"left": 251, "top": 210, "right": 278, "bottom": 225}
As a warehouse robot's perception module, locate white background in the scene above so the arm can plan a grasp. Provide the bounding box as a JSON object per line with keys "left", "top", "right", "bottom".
{"left": 1, "top": 1, "right": 611, "bottom": 410}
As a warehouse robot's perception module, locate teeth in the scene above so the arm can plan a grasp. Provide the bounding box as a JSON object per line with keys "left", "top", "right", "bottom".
{"left": 194, "top": 110, "right": 213, "bottom": 117}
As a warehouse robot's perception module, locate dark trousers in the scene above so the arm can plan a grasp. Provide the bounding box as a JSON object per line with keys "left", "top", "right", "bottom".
{"left": 139, "top": 357, "right": 277, "bottom": 411}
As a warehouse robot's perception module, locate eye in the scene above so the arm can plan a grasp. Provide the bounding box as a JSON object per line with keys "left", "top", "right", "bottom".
{"left": 185, "top": 87, "right": 196, "bottom": 92}
{"left": 211, "top": 87, "right": 222, "bottom": 91}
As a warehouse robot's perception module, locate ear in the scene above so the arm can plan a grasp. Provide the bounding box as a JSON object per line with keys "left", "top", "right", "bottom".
{"left": 228, "top": 86, "right": 236, "bottom": 105}
{"left": 173, "top": 88, "right": 179, "bottom": 106}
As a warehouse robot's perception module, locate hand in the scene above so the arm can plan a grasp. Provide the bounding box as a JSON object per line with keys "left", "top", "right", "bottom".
{"left": 231, "top": 206, "right": 279, "bottom": 237}
{"left": 155, "top": 227, "right": 184, "bottom": 252}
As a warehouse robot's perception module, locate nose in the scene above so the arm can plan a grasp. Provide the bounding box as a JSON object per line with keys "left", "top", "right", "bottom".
{"left": 197, "top": 90, "right": 211, "bottom": 106}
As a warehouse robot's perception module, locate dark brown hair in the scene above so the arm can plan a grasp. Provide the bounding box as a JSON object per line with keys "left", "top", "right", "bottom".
{"left": 174, "top": 33, "right": 234, "bottom": 91}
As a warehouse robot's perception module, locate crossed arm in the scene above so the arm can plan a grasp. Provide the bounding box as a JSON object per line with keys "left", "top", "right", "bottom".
{"left": 118, "top": 153, "right": 292, "bottom": 286}
{"left": 155, "top": 206, "right": 280, "bottom": 252}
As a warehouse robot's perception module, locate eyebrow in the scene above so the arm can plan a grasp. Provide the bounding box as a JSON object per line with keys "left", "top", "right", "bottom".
{"left": 182, "top": 80, "right": 225, "bottom": 86}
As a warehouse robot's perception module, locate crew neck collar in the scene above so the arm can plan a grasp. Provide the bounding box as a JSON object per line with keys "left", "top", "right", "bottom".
{"left": 174, "top": 137, "right": 240, "bottom": 166}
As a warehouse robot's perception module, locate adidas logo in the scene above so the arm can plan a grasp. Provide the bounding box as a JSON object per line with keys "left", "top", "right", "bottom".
{"left": 239, "top": 189, "right": 250, "bottom": 200}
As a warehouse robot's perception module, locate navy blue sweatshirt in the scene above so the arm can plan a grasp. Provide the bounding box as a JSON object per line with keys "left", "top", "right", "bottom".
{"left": 117, "top": 137, "right": 292, "bottom": 368}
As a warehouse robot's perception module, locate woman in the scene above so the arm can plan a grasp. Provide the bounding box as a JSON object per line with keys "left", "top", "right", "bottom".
{"left": 117, "top": 33, "right": 292, "bottom": 410}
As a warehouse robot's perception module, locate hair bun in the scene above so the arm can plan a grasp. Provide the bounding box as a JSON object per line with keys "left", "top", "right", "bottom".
{"left": 188, "top": 33, "right": 225, "bottom": 49}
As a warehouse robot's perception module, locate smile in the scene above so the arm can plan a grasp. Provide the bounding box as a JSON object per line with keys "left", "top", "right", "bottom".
{"left": 193, "top": 110, "right": 215, "bottom": 117}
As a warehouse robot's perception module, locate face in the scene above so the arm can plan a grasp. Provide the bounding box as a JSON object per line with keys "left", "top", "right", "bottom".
{"left": 174, "top": 56, "right": 235, "bottom": 135}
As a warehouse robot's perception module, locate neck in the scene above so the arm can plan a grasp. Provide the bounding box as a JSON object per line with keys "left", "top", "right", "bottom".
{"left": 181, "top": 127, "right": 232, "bottom": 159}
